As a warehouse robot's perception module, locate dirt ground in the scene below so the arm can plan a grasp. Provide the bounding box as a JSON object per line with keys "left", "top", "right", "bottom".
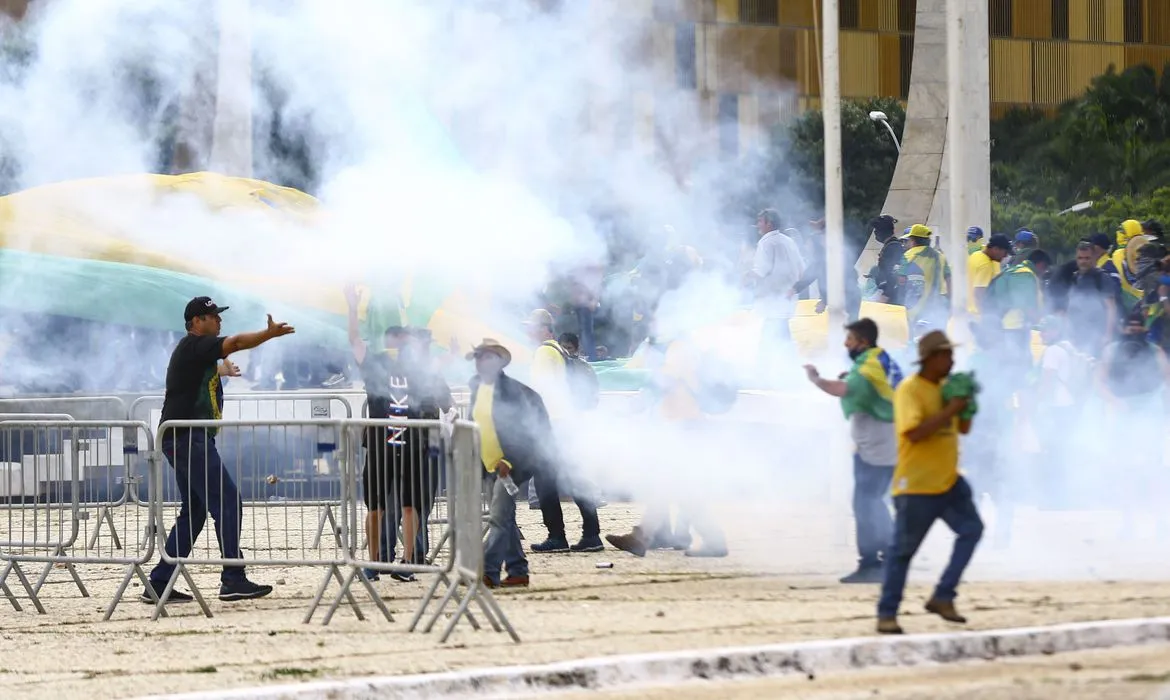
{"left": 4, "top": 501, "right": 1170, "bottom": 700}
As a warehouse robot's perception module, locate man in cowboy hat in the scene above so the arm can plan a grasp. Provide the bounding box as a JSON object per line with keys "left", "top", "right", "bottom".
{"left": 877, "top": 330, "right": 983, "bottom": 635}
{"left": 466, "top": 339, "right": 559, "bottom": 588}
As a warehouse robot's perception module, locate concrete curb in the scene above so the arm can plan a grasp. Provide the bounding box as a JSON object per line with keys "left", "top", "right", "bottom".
{"left": 142, "top": 616, "right": 1170, "bottom": 700}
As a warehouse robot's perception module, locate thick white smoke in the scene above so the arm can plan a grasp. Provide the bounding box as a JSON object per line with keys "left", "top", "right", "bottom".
{"left": 5, "top": 0, "right": 1164, "bottom": 583}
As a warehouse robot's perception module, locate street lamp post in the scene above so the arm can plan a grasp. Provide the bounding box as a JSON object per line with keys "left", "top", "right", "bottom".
{"left": 869, "top": 111, "right": 901, "bottom": 152}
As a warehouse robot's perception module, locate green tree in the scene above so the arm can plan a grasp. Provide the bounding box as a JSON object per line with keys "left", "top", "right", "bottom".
{"left": 778, "top": 96, "right": 904, "bottom": 246}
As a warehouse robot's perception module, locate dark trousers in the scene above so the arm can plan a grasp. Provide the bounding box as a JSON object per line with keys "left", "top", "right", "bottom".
{"left": 376, "top": 446, "right": 440, "bottom": 564}
{"left": 878, "top": 477, "right": 984, "bottom": 618}
{"left": 151, "top": 433, "right": 246, "bottom": 585}
{"left": 574, "top": 305, "right": 597, "bottom": 361}
{"left": 536, "top": 473, "right": 600, "bottom": 541}
{"left": 852, "top": 455, "right": 894, "bottom": 568}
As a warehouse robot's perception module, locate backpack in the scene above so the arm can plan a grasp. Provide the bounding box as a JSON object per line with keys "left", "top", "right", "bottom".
{"left": 544, "top": 341, "right": 600, "bottom": 410}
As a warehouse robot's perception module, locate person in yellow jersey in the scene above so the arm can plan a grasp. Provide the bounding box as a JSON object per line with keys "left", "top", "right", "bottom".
{"left": 877, "top": 331, "right": 983, "bottom": 635}
{"left": 895, "top": 224, "right": 951, "bottom": 334}
{"left": 605, "top": 334, "right": 728, "bottom": 558}
{"left": 1107, "top": 219, "right": 1146, "bottom": 312}
{"left": 466, "top": 339, "right": 556, "bottom": 589}
{"left": 966, "top": 226, "right": 985, "bottom": 257}
{"left": 967, "top": 233, "right": 1011, "bottom": 316}
{"left": 521, "top": 309, "right": 603, "bottom": 553}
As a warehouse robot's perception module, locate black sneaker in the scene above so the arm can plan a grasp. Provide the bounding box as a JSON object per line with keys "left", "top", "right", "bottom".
{"left": 139, "top": 580, "right": 193, "bottom": 604}
{"left": 570, "top": 535, "right": 605, "bottom": 553}
{"left": 531, "top": 537, "right": 570, "bottom": 553}
{"left": 839, "top": 566, "right": 884, "bottom": 584}
{"left": 219, "top": 579, "right": 274, "bottom": 601}
{"left": 390, "top": 565, "right": 416, "bottom": 583}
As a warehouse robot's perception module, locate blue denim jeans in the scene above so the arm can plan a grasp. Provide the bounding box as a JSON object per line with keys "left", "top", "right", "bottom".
{"left": 483, "top": 474, "right": 530, "bottom": 584}
{"left": 877, "top": 476, "right": 984, "bottom": 618}
{"left": 852, "top": 455, "right": 894, "bottom": 568}
{"left": 151, "top": 432, "right": 247, "bottom": 585}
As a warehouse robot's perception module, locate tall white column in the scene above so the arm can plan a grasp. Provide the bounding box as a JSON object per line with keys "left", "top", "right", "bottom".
{"left": 208, "top": 0, "right": 254, "bottom": 178}
{"left": 945, "top": 0, "right": 989, "bottom": 333}
{"left": 822, "top": 0, "right": 845, "bottom": 318}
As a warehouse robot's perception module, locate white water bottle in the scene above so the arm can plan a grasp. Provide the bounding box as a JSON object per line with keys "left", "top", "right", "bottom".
{"left": 499, "top": 475, "right": 519, "bottom": 496}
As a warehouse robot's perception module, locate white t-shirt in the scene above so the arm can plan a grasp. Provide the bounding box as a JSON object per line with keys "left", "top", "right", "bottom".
{"left": 1040, "top": 342, "right": 1075, "bottom": 407}
{"left": 751, "top": 230, "right": 806, "bottom": 319}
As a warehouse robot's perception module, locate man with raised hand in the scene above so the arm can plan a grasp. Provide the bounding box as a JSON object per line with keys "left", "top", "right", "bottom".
{"left": 804, "top": 318, "right": 903, "bottom": 584}
{"left": 143, "top": 297, "right": 294, "bottom": 605}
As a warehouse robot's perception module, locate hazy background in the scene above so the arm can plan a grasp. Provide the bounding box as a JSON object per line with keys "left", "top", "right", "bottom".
{"left": 1, "top": 0, "right": 1168, "bottom": 580}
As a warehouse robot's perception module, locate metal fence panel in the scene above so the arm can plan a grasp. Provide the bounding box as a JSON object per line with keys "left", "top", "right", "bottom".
{"left": 0, "top": 420, "right": 155, "bottom": 620}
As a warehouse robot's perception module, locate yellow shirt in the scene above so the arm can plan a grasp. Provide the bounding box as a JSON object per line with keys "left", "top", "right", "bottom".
{"left": 892, "top": 375, "right": 959, "bottom": 496}
{"left": 531, "top": 341, "right": 569, "bottom": 420}
{"left": 967, "top": 249, "right": 1000, "bottom": 315}
{"left": 659, "top": 340, "right": 702, "bottom": 422}
{"left": 473, "top": 383, "right": 505, "bottom": 473}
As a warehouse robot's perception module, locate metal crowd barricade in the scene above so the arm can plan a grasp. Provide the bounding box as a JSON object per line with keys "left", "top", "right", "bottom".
{"left": 130, "top": 393, "right": 356, "bottom": 547}
{"left": 406, "top": 419, "right": 517, "bottom": 642}
{"left": 0, "top": 396, "right": 128, "bottom": 421}
{"left": 150, "top": 419, "right": 378, "bottom": 623}
{"left": 0, "top": 420, "right": 156, "bottom": 620}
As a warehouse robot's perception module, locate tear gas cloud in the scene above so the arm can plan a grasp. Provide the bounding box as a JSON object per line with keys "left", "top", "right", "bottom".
{"left": 2, "top": 0, "right": 1167, "bottom": 581}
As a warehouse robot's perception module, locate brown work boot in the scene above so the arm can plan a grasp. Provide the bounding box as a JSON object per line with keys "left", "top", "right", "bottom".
{"left": 605, "top": 527, "right": 648, "bottom": 557}
{"left": 925, "top": 598, "right": 967, "bottom": 623}
{"left": 876, "top": 617, "right": 904, "bottom": 635}
{"left": 501, "top": 575, "right": 529, "bottom": 588}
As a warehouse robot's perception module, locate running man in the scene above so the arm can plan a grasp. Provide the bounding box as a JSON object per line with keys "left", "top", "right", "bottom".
{"left": 877, "top": 330, "right": 983, "bottom": 634}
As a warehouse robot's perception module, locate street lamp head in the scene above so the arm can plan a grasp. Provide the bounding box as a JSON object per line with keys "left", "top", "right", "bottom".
{"left": 869, "top": 111, "right": 889, "bottom": 122}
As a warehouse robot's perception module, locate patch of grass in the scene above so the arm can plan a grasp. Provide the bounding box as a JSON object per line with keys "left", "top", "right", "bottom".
{"left": 191, "top": 666, "right": 218, "bottom": 674}
{"left": 262, "top": 667, "right": 319, "bottom": 681}
{"left": 1125, "top": 671, "right": 1170, "bottom": 683}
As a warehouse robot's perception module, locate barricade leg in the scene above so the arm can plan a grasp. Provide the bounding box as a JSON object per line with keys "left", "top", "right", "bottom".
{"left": 151, "top": 565, "right": 212, "bottom": 621}
{"left": 1, "top": 571, "right": 22, "bottom": 612}
{"left": 33, "top": 546, "right": 90, "bottom": 599}
{"left": 0, "top": 560, "right": 46, "bottom": 614}
{"left": 104, "top": 563, "right": 163, "bottom": 621}
{"left": 409, "top": 571, "right": 482, "bottom": 634}
{"left": 311, "top": 505, "right": 343, "bottom": 549}
{"left": 321, "top": 567, "right": 393, "bottom": 626}
{"left": 86, "top": 506, "right": 123, "bottom": 551}
{"left": 303, "top": 564, "right": 368, "bottom": 624}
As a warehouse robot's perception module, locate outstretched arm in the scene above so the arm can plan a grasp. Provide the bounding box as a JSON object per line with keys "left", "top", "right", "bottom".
{"left": 222, "top": 315, "right": 295, "bottom": 357}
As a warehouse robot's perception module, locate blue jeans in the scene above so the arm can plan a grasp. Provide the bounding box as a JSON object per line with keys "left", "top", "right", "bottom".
{"left": 483, "top": 473, "right": 529, "bottom": 584}
{"left": 877, "top": 476, "right": 983, "bottom": 618}
{"left": 151, "top": 432, "right": 247, "bottom": 585}
{"left": 575, "top": 305, "right": 597, "bottom": 361}
{"left": 853, "top": 455, "right": 894, "bottom": 568}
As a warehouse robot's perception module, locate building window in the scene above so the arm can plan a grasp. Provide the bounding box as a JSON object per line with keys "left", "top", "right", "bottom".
{"left": 718, "top": 94, "right": 739, "bottom": 156}
{"left": 676, "top": 22, "right": 697, "bottom": 89}
{"left": 739, "top": 0, "right": 779, "bottom": 25}
{"left": 990, "top": 0, "right": 1012, "bottom": 37}
{"left": 840, "top": 0, "right": 860, "bottom": 29}
{"left": 898, "top": 0, "right": 917, "bottom": 33}
{"left": 1051, "top": 0, "right": 1069, "bottom": 39}
{"left": 1124, "top": 0, "right": 1144, "bottom": 43}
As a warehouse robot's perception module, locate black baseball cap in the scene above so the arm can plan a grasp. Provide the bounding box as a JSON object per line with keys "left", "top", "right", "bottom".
{"left": 986, "top": 233, "right": 1012, "bottom": 251}
{"left": 184, "top": 296, "right": 229, "bottom": 322}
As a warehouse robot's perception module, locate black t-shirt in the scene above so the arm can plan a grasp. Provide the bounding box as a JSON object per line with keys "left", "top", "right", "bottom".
{"left": 360, "top": 351, "right": 452, "bottom": 447}
{"left": 160, "top": 334, "right": 225, "bottom": 435}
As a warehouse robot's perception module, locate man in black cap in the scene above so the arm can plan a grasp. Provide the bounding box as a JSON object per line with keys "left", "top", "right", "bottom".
{"left": 868, "top": 215, "right": 902, "bottom": 304}
{"left": 143, "top": 296, "right": 295, "bottom": 604}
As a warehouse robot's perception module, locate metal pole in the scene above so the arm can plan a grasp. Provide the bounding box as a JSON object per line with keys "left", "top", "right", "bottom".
{"left": 945, "top": 0, "right": 970, "bottom": 331}
{"left": 881, "top": 121, "right": 901, "bottom": 152}
{"left": 822, "top": 0, "right": 845, "bottom": 319}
